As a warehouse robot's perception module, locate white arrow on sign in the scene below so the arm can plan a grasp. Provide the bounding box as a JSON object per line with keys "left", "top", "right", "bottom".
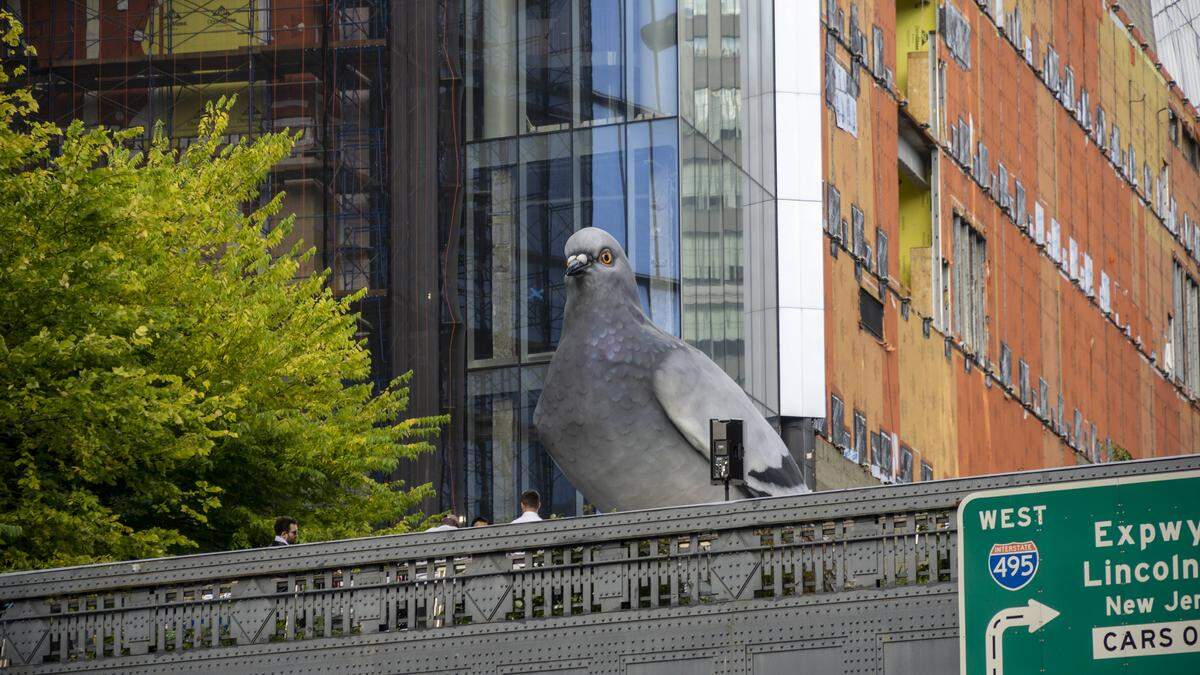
{"left": 985, "top": 598, "right": 1060, "bottom": 675}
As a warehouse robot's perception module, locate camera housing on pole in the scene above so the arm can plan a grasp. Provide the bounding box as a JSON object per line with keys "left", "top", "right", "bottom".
{"left": 709, "top": 419, "right": 744, "bottom": 500}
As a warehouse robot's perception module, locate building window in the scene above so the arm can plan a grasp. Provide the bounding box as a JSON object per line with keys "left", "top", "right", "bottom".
{"left": 720, "top": 36, "right": 739, "bottom": 58}
{"left": 999, "top": 342, "right": 1012, "bottom": 387}
{"left": 1038, "top": 377, "right": 1049, "bottom": 420}
{"left": 466, "top": 365, "right": 581, "bottom": 521}
{"left": 852, "top": 204, "right": 866, "bottom": 259}
{"left": 898, "top": 446, "right": 914, "bottom": 483}
{"left": 940, "top": 1, "right": 972, "bottom": 69}
{"left": 1013, "top": 180, "right": 1026, "bottom": 226}
{"left": 852, "top": 411, "right": 867, "bottom": 464}
{"left": 1184, "top": 127, "right": 1200, "bottom": 171}
{"left": 876, "top": 227, "right": 889, "bottom": 279}
{"left": 1062, "top": 66, "right": 1075, "bottom": 112}
{"left": 826, "top": 183, "right": 842, "bottom": 237}
{"left": 872, "top": 25, "right": 885, "bottom": 79}
{"left": 830, "top": 394, "right": 849, "bottom": 448}
{"left": 920, "top": 461, "right": 934, "bottom": 481}
{"left": 1018, "top": 359, "right": 1030, "bottom": 404}
{"left": 860, "top": 288, "right": 884, "bottom": 339}
{"left": 1172, "top": 261, "right": 1200, "bottom": 393}
{"left": 876, "top": 430, "right": 893, "bottom": 478}
{"left": 466, "top": 0, "right": 678, "bottom": 140}
{"left": 1169, "top": 109, "right": 1180, "bottom": 146}
{"left": 951, "top": 214, "right": 987, "bottom": 356}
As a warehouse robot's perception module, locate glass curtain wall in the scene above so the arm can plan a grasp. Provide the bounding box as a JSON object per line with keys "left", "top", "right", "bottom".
{"left": 461, "top": 0, "right": 679, "bottom": 522}
{"left": 679, "top": 0, "right": 778, "bottom": 414}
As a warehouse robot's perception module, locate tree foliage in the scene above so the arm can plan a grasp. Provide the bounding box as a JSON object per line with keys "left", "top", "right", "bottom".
{"left": 0, "top": 14, "right": 446, "bottom": 571}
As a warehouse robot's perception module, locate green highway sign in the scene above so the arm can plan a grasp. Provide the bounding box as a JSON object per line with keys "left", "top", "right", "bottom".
{"left": 958, "top": 470, "right": 1200, "bottom": 674}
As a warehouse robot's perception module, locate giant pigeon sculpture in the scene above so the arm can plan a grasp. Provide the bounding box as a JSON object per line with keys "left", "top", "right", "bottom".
{"left": 533, "top": 227, "right": 810, "bottom": 511}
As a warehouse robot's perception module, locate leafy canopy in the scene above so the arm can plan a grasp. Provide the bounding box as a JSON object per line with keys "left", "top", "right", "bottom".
{"left": 0, "top": 13, "right": 445, "bottom": 571}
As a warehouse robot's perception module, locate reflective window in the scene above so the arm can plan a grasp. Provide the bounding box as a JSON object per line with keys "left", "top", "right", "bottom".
{"left": 465, "top": 139, "right": 519, "bottom": 364}
{"left": 465, "top": 0, "right": 519, "bottom": 140}
{"left": 522, "top": 0, "right": 573, "bottom": 132}
{"left": 465, "top": 365, "right": 580, "bottom": 522}
{"left": 627, "top": 0, "right": 679, "bottom": 119}
{"left": 466, "top": 0, "right": 677, "bottom": 141}
{"left": 579, "top": 0, "right": 625, "bottom": 125}
{"left": 628, "top": 119, "right": 681, "bottom": 334}
{"left": 678, "top": 0, "right": 775, "bottom": 410}
{"left": 520, "top": 133, "right": 574, "bottom": 356}
{"left": 575, "top": 124, "right": 627, "bottom": 242}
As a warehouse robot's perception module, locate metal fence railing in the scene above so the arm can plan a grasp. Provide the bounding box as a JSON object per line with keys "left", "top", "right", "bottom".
{"left": 1, "top": 455, "right": 1196, "bottom": 673}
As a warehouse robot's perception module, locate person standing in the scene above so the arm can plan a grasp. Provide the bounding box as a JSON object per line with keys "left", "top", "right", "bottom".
{"left": 511, "top": 490, "right": 543, "bottom": 523}
{"left": 272, "top": 517, "right": 298, "bottom": 546}
{"left": 426, "top": 515, "right": 460, "bottom": 532}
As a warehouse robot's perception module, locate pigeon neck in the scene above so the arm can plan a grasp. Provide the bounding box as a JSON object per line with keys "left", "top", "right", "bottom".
{"left": 566, "top": 279, "right": 645, "bottom": 325}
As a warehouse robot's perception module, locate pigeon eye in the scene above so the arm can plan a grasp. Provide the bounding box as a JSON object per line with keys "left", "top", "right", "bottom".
{"left": 599, "top": 249, "right": 614, "bottom": 266}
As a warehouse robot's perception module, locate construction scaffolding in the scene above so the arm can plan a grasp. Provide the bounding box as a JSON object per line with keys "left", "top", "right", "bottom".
{"left": 13, "top": 0, "right": 392, "bottom": 392}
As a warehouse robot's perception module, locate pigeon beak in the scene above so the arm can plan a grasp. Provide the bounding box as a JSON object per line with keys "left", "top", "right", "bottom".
{"left": 566, "top": 254, "right": 591, "bottom": 277}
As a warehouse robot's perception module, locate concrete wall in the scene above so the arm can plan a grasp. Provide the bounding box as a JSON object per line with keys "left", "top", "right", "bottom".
{"left": 775, "top": 0, "right": 827, "bottom": 418}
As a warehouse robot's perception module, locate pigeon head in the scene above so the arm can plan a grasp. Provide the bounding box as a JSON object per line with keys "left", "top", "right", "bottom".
{"left": 564, "top": 225, "right": 633, "bottom": 278}
{"left": 563, "top": 228, "right": 638, "bottom": 301}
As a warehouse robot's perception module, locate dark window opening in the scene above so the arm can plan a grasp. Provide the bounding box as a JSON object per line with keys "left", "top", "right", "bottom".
{"left": 898, "top": 445, "right": 914, "bottom": 483}
{"left": 860, "top": 288, "right": 884, "bottom": 339}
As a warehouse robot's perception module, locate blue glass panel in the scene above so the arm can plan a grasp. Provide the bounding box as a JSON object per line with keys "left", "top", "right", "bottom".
{"left": 575, "top": 124, "right": 627, "bottom": 246}
{"left": 465, "top": 139, "right": 519, "bottom": 363}
{"left": 626, "top": 0, "right": 678, "bottom": 119}
{"left": 519, "top": 365, "right": 579, "bottom": 518}
{"left": 579, "top": 0, "right": 625, "bottom": 125}
{"left": 627, "top": 118, "right": 680, "bottom": 335}
{"left": 465, "top": 0, "right": 519, "bottom": 140}
{"left": 523, "top": 0, "right": 573, "bottom": 132}
{"left": 521, "top": 133, "right": 574, "bottom": 356}
{"left": 465, "top": 366, "right": 522, "bottom": 522}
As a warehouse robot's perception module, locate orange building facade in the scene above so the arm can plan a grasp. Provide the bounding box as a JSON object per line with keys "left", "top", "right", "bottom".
{"left": 819, "top": 0, "right": 1200, "bottom": 482}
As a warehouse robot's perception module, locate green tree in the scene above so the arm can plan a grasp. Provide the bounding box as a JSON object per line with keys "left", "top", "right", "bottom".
{"left": 0, "top": 14, "right": 446, "bottom": 571}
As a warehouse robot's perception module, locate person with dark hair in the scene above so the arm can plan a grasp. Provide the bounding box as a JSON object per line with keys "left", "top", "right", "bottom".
{"left": 272, "top": 517, "right": 297, "bottom": 546}
{"left": 471, "top": 517, "right": 490, "bottom": 527}
{"left": 511, "top": 490, "right": 543, "bottom": 523}
{"left": 426, "top": 514, "right": 460, "bottom": 532}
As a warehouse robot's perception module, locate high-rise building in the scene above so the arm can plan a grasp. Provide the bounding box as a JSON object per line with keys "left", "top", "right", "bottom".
{"left": 16, "top": 1, "right": 1200, "bottom": 523}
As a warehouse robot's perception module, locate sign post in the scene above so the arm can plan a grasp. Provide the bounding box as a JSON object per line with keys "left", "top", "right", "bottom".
{"left": 958, "top": 470, "right": 1200, "bottom": 674}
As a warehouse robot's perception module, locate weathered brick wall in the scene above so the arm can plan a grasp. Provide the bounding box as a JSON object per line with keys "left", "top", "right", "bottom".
{"left": 819, "top": 0, "right": 1200, "bottom": 480}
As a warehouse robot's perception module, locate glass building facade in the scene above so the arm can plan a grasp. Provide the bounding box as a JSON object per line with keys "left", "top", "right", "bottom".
{"left": 448, "top": 0, "right": 778, "bottom": 522}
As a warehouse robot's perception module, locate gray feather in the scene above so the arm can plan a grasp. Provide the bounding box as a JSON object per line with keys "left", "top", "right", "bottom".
{"left": 652, "top": 346, "right": 807, "bottom": 498}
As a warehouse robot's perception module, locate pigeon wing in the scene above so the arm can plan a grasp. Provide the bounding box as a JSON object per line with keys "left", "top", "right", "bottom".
{"left": 652, "top": 345, "right": 808, "bottom": 497}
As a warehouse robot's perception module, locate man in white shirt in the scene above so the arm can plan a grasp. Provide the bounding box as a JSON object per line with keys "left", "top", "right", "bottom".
{"left": 511, "top": 490, "right": 544, "bottom": 523}
{"left": 426, "top": 515, "right": 460, "bottom": 532}
{"left": 271, "top": 516, "right": 297, "bottom": 547}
